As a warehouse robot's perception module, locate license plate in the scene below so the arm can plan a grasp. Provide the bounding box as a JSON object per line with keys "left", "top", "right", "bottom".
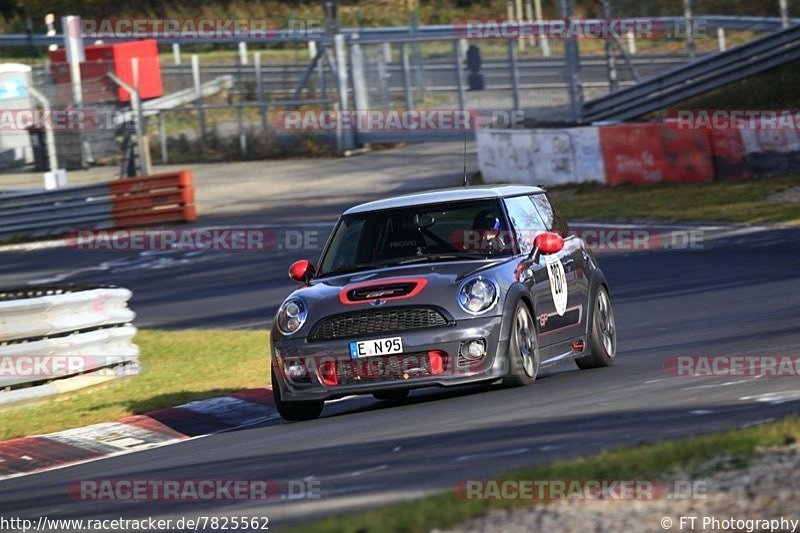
{"left": 349, "top": 337, "right": 403, "bottom": 358}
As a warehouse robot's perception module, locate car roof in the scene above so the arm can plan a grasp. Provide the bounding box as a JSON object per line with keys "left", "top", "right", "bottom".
{"left": 344, "top": 185, "right": 545, "bottom": 215}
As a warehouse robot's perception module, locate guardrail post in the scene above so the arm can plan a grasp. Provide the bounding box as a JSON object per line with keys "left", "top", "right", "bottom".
{"left": 453, "top": 40, "right": 466, "bottom": 111}
{"left": 507, "top": 40, "right": 521, "bottom": 114}
{"left": 627, "top": 29, "right": 637, "bottom": 54}
{"left": 159, "top": 112, "right": 168, "bottom": 163}
{"left": 534, "top": 0, "right": 550, "bottom": 57}
{"left": 334, "top": 34, "right": 355, "bottom": 151}
{"left": 376, "top": 43, "right": 391, "bottom": 109}
{"left": 172, "top": 43, "right": 182, "bottom": 65}
{"left": 717, "top": 27, "right": 727, "bottom": 51}
{"left": 684, "top": 0, "right": 696, "bottom": 60}
{"left": 780, "top": 0, "right": 790, "bottom": 28}
{"left": 350, "top": 35, "right": 370, "bottom": 112}
{"left": 237, "top": 45, "right": 247, "bottom": 155}
{"left": 559, "top": 0, "right": 583, "bottom": 123}
{"left": 400, "top": 42, "right": 414, "bottom": 110}
{"left": 192, "top": 54, "right": 207, "bottom": 145}
{"left": 255, "top": 52, "right": 267, "bottom": 134}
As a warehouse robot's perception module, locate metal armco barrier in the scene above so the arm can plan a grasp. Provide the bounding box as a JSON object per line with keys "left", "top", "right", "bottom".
{"left": 583, "top": 24, "right": 800, "bottom": 123}
{"left": 0, "top": 286, "right": 139, "bottom": 406}
{"left": 0, "top": 170, "right": 196, "bottom": 241}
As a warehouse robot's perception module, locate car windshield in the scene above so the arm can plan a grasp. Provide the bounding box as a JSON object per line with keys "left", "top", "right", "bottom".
{"left": 317, "top": 199, "right": 514, "bottom": 277}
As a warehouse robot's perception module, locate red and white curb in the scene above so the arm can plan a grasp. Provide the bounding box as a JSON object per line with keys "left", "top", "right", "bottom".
{"left": 0, "top": 388, "right": 277, "bottom": 481}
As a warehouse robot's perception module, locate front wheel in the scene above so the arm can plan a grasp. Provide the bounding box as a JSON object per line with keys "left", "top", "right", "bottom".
{"left": 502, "top": 300, "right": 540, "bottom": 386}
{"left": 272, "top": 372, "right": 324, "bottom": 421}
{"left": 576, "top": 286, "right": 616, "bottom": 370}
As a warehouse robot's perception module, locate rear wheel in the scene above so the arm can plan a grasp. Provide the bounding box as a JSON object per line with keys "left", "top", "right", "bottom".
{"left": 576, "top": 286, "right": 616, "bottom": 370}
{"left": 373, "top": 390, "right": 410, "bottom": 401}
{"left": 503, "top": 300, "right": 540, "bottom": 386}
{"left": 272, "top": 372, "right": 324, "bottom": 421}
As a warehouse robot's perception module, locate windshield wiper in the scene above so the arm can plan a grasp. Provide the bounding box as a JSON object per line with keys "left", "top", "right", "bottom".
{"left": 396, "top": 253, "right": 493, "bottom": 265}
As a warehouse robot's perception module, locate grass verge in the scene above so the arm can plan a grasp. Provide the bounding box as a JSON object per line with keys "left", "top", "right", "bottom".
{"left": 0, "top": 329, "right": 270, "bottom": 441}
{"left": 297, "top": 417, "right": 800, "bottom": 533}
{"left": 548, "top": 174, "right": 800, "bottom": 224}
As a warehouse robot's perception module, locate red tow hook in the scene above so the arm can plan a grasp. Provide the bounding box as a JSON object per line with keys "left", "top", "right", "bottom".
{"left": 571, "top": 340, "right": 585, "bottom": 353}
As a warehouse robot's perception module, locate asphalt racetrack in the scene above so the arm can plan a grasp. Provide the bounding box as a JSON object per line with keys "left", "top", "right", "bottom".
{"left": 0, "top": 156, "right": 798, "bottom": 528}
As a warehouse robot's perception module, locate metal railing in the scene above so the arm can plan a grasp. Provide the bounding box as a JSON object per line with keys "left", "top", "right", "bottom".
{"left": 0, "top": 286, "right": 138, "bottom": 407}
{"left": 582, "top": 23, "right": 800, "bottom": 122}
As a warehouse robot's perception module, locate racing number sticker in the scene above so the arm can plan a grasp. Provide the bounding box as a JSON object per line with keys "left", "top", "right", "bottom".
{"left": 544, "top": 254, "right": 568, "bottom": 316}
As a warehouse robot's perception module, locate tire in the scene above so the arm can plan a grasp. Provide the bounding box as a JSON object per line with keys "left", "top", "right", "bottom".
{"left": 373, "top": 390, "right": 410, "bottom": 401}
{"left": 502, "top": 300, "right": 540, "bottom": 387}
{"left": 272, "top": 372, "right": 324, "bottom": 421}
{"left": 576, "top": 286, "right": 617, "bottom": 370}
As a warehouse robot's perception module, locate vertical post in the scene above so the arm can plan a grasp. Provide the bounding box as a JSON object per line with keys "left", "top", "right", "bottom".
{"left": 62, "top": 16, "right": 84, "bottom": 107}
{"left": 131, "top": 57, "right": 150, "bottom": 176}
{"left": 534, "top": 0, "right": 550, "bottom": 57}
{"left": 172, "top": 43, "right": 182, "bottom": 65}
{"left": 601, "top": 0, "right": 618, "bottom": 93}
{"left": 626, "top": 29, "right": 637, "bottom": 54}
{"left": 560, "top": 0, "right": 583, "bottom": 123}
{"left": 717, "top": 27, "right": 726, "bottom": 51}
{"left": 683, "top": 0, "right": 695, "bottom": 60}
{"left": 192, "top": 54, "right": 207, "bottom": 143}
{"left": 507, "top": 40, "right": 521, "bottom": 114}
{"left": 159, "top": 112, "right": 168, "bottom": 164}
{"left": 334, "top": 34, "right": 354, "bottom": 151}
{"left": 400, "top": 42, "right": 414, "bottom": 110}
{"left": 515, "top": 0, "right": 525, "bottom": 51}
{"left": 780, "top": 0, "right": 790, "bottom": 28}
{"left": 350, "top": 36, "right": 370, "bottom": 111}
{"left": 62, "top": 15, "right": 85, "bottom": 169}
{"left": 453, "top": 40, "right": 466, "bottom": 111}
{"left": 237, "top": 48, "right": 246, "bottom": 155}
{"left": 255, "top": 52, "right": 267, "bottom": 134}
{"left": 524, "top": 0, "right": 535, "bottom": 48}
{"left": 238, "top": 41, "right": 248, "bottom": 65}
{"left": 376, "top": 43, "right": 391, "bottom": 109}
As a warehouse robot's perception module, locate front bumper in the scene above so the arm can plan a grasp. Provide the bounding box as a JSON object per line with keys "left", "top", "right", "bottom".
{"left": 271, "top": 315, "right": 509, "bottom": 401}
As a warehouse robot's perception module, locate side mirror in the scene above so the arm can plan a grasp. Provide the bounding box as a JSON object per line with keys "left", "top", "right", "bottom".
{"left": 289, "top": 260, "right": 315, "bottom": 283}
{"left": 533, "top": 232, "right": 564, "bottom": 255}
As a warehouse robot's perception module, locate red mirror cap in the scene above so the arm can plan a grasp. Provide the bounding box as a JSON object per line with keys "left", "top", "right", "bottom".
{"left": 534, "top": 232, "right": 564, "bottom": 255}
{"left": 289, "top": 260, "right": 314, "bottom": 283}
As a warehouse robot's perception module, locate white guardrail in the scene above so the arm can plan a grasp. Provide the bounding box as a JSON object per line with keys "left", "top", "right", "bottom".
{"left": 0, "top": 286, "right": 139, "bottom": 406}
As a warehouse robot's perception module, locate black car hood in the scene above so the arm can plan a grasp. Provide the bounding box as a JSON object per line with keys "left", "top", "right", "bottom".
{"left": 279, "top": 258, "right": 518, "bottom": 337}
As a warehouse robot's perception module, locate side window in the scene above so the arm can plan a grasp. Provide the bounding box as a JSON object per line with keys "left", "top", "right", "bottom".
{"left": 503, "top": 196, "right": 547, "bottom": 254}
{"left": 530, "top": 194, "right": 569, "bottom": 237}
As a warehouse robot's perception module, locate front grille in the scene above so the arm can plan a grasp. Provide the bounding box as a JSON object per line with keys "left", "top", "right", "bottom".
{"left": 337, "top": 353, "right": 435, "bottom": 385}
{"left": 308, "top": 306, "right": 451, "bottom": 342}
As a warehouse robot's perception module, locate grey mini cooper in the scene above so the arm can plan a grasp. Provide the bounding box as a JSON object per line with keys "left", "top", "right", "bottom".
{"left": 270, "top": 186, "right": 616, "bottom": 421}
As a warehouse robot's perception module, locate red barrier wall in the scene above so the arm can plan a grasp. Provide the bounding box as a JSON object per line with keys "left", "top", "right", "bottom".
{"left": 707, "top": 129, "right": 748, "bottom": 179}
{"left": 599, "top": 123, "right": 714, "bottom": 186}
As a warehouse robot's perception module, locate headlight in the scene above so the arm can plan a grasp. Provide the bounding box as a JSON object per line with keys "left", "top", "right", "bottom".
{"left": 277, "top": 298, "right": 308, "bottom": 335}
{"left": 458, "top": 276, "right": 499, "bottom": 315}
